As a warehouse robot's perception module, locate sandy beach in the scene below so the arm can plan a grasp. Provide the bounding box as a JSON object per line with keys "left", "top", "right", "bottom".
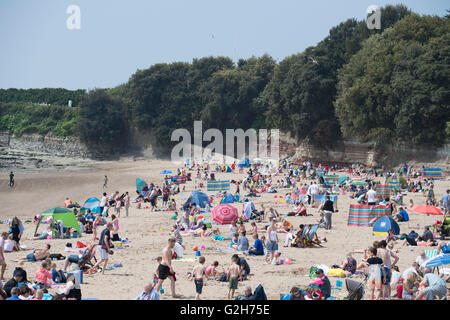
{"left": 0, "top": 159, "right": 448, "bottom": 300}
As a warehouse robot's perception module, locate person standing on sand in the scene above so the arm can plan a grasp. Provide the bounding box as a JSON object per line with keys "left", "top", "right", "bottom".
{"left": 93, "top": 222, "right": 114, "bottom": 275}
{"left": 103, "top": 175, "right": 108, "bottom": 189}
{"left": 0, "top": 232, "right": 7, "bottom": 280}
{"left": 155, "top": 238, "right": 180, "bottom": 298}
{"left": 9, "top": 171, "right": 14, "bottom": 187}
{"left": 124, "top": 192, "right": 130, "bottom": 217}
{"left": 227, "top": 256, "right": 240, "bottom": 299}
{"left": 265, "top": 219, "right": 279, "bottom": 264}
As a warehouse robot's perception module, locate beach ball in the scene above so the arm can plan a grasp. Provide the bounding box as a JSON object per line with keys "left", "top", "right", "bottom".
{"left": 280, "top": 196, "right": 283, "bottom": 198}
{"left": 200, "top": 245, "right": 205, "bottom": 250}
{"left": 275, "top": 201, "right": 278, "bottom": 204}
{"left": 274, "top": 252, "right": 280, "bottom": 257}
{"left": 193, "top": 246, "right": 198, "bottom": 251}
{"left": 280, "top": 200, "right": 283, "bottom": 203}
{"left": 160, "top": 228, "right": 163, "bottom": 231}
{"left": 274, "top": 196, "right": 278, "bottom": 198}
{"left": 285, "top": 259, "right": 291, "bottom": 265}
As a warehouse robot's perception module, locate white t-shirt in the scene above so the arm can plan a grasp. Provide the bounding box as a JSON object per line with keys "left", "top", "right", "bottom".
{"left": 309, "top": 184, "right": 319, "bottom": 195}
{"left": 0, "top": 238, "right": 4, "bottom": 253}
{"left": 367, "top": 189, "right": 377, "bottom": 203}
{"left": 4, "top": 240, "right": 15, "bottom": 252}
{"left": 100, "top": 196, "right": 107, "bottom": 207}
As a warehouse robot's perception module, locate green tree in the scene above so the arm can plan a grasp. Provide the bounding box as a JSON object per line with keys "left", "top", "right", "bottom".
{"left": 78, "top": 89, "right": 128, "bottom": 153}
{"left": 335, "top": 14, "right": 450, "bottom": 146}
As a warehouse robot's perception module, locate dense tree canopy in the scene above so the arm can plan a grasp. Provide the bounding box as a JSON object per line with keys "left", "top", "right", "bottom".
{"left": 78, "top": 89, "right": 128, "bottom": 153}
{"left": 0, "top": 88, "right": 85, "bottom": 107}
{"left": 335, "top": 14, "right": 450, "bottom": 146}
{"left": 1, "top": 5, "right": 448, "bottom": 156}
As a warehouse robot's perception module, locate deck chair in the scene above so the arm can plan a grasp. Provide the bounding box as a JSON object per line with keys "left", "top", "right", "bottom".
{"left": 78, "top": 244, "right": 98, "bottom": 270}
{"left": 424, "top": 249, "right": 440, "bottom": 274}
{"left": 305, "top": 225, "right": 323, "bottom": 247}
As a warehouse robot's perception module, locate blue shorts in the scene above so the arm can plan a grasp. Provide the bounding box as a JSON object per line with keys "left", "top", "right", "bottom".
{"left": 68, "top": 255, "right": 80, "bottom": 263}
{"left": 266, "top": 241, "right": 278, "bottom": 252}
{"left": 382, "top": 267, "right": 391, "bottom": 285}
{"left": 26, "top": 253, "right": 36, "bottom": 262}
{"left": 194, "top": 279, "right": 203, "bottom": 294}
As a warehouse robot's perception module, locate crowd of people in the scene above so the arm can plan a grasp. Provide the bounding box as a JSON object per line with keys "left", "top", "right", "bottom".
{"left": 1, "top": 160, "right": 449, "bottom": 300}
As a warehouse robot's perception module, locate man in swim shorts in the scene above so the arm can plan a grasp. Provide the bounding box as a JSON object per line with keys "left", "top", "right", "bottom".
{"left": 155, "top": 238, "right": 180, "bottom": 298}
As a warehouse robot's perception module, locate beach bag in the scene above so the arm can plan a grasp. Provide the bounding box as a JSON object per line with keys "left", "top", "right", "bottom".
{"left": 309, "top": 267, "right": 318, "bottom": 278}
{"left": 55, "top": 270, "right": 67, "bottom": 283}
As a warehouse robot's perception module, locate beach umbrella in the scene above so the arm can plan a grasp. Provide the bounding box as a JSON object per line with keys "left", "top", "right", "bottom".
{"left": 421, "top": 254, "right": 450, "bottom": 268}
{"left": 160, "top": 170, "right": 172, "bottom": 174}
{"left": 409, "top": 205, "right": 443, "bottom": 216}
{"left": 212, "top": 204, "right": 238, "bottom": 225}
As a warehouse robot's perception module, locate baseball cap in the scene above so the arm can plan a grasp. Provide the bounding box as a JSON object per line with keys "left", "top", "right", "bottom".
{"left": 316, "top": 268, "right": 324, "bottom": 274}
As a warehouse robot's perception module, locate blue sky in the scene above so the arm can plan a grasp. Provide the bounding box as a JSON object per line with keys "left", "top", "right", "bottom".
{"left": 0, "top": 0, "right": 448, "bottom": 89}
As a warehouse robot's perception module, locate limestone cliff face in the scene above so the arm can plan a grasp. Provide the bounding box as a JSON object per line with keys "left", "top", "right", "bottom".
{"left": 0, "top": 132, "right": 90, "bottom": 157}
{"left": 285, "top": 136, "right": 449, "bottom": 171}
{"left": 1, "top": 131, "right": 448, "bottom": 172}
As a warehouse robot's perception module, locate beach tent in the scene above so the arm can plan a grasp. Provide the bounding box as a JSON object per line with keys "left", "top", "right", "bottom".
{"left": 160, "top": 170, "right": 172, "bottom": 174}
{"left": 372, "top": 216, "right": 400, "bottom": 236}
{"left": 238, "top": 158, "right": 250, "bottom": 168}
{"left": 34, "top": 207, "right": 81, "bottom": 237}
{"left": 136, "top": 178, "right": 147, "bottom": 193}
{"left": 183, "top": 191, "right": 209, "bottom": 209}
{"left": 79, "top": 197, "right": 101, "bottom": 215}
{"left": 225, "top": 165, "right": 232, "bottom": 172}
{"left": 220, "top": 193, "right": 235, "bottom": 204}
{"left": 212, "top": 204, "right": 238, "bottom": 225}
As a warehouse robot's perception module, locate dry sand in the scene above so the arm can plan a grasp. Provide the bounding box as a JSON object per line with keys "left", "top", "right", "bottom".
{"left": 0, "top": 159, "right": 448, "bottom": 300}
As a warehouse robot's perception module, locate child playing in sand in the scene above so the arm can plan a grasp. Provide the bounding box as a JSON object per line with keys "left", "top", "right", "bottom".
{"left": 227, "top": 257, "right": 240, "bottom": 299}
{"left": 191, "top": 256, "right": 206, "bottom": 300}
{"left": 230, "top": 233, "right": 239, "bottom": 250}
{"left": 205, "top": 261, "right": 220, "bottom": 279}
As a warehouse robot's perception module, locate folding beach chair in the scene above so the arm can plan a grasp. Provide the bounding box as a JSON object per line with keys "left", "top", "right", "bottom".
{"left": 79, "top": 244, "right": 98, "bottom": 270}
{"left": 424, "top": 249, "right": 440, "bottom": 274}
{"left": 305, "top": 225, "right": 322, "bottom": 248}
